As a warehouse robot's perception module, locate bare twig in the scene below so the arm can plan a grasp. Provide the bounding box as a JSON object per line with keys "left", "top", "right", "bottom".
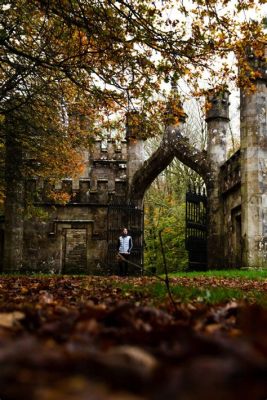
{"left": 118, "top": 237, "right": 179, "bottom": 316}
{"left": 117, "top": 253, "right": 165, "bottom": 282}
{"left": 117, "top": 253, "right": 143, "bottom": 273}
{"left": 159, "top": 229, "right": 179, "bottom": 316}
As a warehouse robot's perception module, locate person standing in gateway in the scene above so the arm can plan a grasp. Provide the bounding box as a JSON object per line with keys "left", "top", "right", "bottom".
{"left": 117, "top": 227, "right": 133, "bottom": 276}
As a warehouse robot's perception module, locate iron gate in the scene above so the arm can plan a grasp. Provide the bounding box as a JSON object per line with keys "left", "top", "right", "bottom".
{"left": 107, "top": 200, "right": 144, "bottom": 275}
{"left": 185, "top": 186, "right": 207, "bottom": 270}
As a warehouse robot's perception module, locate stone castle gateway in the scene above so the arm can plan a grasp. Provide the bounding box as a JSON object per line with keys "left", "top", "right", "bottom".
{"left": 1, "top": 51, "right": 267, "bottom": 273}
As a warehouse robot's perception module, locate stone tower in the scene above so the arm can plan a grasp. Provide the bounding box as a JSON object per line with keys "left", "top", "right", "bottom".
{"left": 205, "top": 89, "right": 230, "bottom": 268}
{"left": 240, "top": 47, "right": 267, "bottom": 267}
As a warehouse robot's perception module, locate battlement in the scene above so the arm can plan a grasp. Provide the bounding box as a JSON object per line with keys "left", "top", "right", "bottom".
{"left": 28, "top": 175, "right": 127, "bottom": 205}
{"left": 25, "top": 134, "right": 131, "bottom": 205}
{"left": 91, "top": 137, "right": 127, "bottom": 160}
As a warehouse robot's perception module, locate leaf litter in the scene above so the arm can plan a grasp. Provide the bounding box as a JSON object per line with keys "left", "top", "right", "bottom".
{"left": 0, "top": 275, "right": 266, "bottom": 400}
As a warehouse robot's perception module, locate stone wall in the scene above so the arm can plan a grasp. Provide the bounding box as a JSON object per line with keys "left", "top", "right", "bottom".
{"left": 22, "top": 204, "right": 108, "bottom": 274}
{"left": 220, "top": 151, "right": 242, "bottom": 268}
{"left": 20, "top": 134, "right": 143, "bottom": 274}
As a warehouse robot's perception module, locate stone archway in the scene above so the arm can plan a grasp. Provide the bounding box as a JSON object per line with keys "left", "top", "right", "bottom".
{"left": 127, "top": 123, "right": 210, "bottom": 271}
{"left": 128, "top": 124, "right": 209, "bottom": 205}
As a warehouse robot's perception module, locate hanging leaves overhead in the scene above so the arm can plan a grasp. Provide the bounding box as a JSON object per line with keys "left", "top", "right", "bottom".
{"left": 1, "top": 0, "right": 266, "bottom": 114}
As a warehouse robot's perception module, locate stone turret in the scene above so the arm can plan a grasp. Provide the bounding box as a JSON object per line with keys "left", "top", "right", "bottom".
{"left": 206, "top": 89, "right": 230, "bottom": 269}
{"left": 126, "top": 109, "right": 145, "bottom": 191}
{"left": 240, "top": 46, "right": 267, "bottom": 267}
{"left": 206, "top": 89, "right": 230, "bottom": 164}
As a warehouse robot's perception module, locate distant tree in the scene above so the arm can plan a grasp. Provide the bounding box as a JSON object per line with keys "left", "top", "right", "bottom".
{"left": 144, "top": 166, "right": 189, "bottom": 273}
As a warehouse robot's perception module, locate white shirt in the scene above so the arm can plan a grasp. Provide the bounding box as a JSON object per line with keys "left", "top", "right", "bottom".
{"left": 118, "top": 235, "right": 133, "bottom": 254}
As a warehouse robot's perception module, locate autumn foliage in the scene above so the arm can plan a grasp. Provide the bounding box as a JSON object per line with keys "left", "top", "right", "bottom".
{"left": 0, "top": 275, "right": 267, "bottom": 399}
{"left": 0, "top": 0, "right": 266, "bottom": 198}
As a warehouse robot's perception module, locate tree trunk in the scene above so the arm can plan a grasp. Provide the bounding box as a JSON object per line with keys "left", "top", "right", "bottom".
{"left": 3, "top": 129, "right": 24, "bottom": 273}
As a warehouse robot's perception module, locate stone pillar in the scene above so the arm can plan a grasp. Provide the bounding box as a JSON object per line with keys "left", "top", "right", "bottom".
{"left": 206, "top": 90, "right": 230, "bottom": 269}
{"left": 126, "top": 110, "right": 145, "bottom": 194}
{"left": 240, "top": 48, "right": 267, "bottom": 268}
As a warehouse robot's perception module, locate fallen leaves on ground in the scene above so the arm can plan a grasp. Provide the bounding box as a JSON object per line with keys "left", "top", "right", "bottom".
{"left": 0, "top": 275, "right": 266, "bottom": 400}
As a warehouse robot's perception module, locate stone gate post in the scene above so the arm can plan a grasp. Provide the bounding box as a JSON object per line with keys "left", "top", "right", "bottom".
{"left": 206, "top": 89, "right": 230, "bottom": 269}
{"left": 240, "top": 47, "right": 267, "bottom": 268}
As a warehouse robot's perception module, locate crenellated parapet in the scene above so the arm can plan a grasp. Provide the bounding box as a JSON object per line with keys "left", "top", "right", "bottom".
{"left": 91, "top": 138, "right": 128, "bottom": 161}
{"left": 29, "top": 134, "right": 131, "bottom": 205}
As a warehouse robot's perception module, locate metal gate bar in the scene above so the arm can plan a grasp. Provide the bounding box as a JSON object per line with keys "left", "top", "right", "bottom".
{"left": 185, "top": 186, "right": 207, "bottom": 270}
{"left": 107, "top": 199, "right": 144, "bottom": 275}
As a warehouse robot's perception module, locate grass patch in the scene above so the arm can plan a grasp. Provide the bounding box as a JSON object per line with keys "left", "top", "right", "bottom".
{"left": 116, "top": 281, "right": 267, "bottom": 306}
{"left": 169, "top": 269, "right": 267, "bottom": 280}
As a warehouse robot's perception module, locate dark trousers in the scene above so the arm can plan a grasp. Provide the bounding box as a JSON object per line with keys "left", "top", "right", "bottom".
{"left": 118, "top": 253, "right": 129, "bottom": 276}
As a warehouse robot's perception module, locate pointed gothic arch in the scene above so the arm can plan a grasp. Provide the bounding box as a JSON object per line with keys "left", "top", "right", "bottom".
{"left": 128, "top": 124, "right": 210, "bottom": 205}
{"left": 126, "top": 124, "right": 210, "bottom": 272}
